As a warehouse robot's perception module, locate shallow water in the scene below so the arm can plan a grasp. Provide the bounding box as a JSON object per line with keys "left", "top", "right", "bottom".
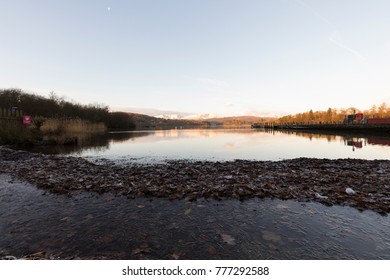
{"left": 1, "top": 174, "right": 389, "bottom": 259}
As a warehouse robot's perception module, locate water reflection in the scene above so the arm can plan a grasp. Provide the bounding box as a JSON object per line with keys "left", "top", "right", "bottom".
{"left": 345, "top": 138, "right": 364, "bottom": 151}
{"left": 275, "top": 130, "right": 368, "bottom": 152}
{"left": 104, "top": 129, "right": 390, "bottom": 161}
{"left": 109, "top": 131, "right": 151, "bottom": 143}
{"left": 23, "top": 129, "right": 390, "bottom": 161}
{"left": 25, "top": 131, "right": 151, "bottom": 155}
{"left": 266, "top": 129, "right": 390, "bottom": 150}
{"left": 367, "top": 137, "right": 390, "bottom": 146}
{"left": 1, "top": 175, "right": 389, "bottom": 260}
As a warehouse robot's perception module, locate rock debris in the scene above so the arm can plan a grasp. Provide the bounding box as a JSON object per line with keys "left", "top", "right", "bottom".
{"left": 1, "top": 146, "right": 389, "bottom": 214}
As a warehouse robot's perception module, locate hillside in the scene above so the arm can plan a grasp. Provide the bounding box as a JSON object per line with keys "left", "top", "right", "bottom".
{"left": 127, "top": 113, "right": 276, "bottom": 129}
{"left": 206, "top": 116, "right": 276, "bottom": 127}
{"left": 128, "top": 113, "right": 206, "bottom": 129}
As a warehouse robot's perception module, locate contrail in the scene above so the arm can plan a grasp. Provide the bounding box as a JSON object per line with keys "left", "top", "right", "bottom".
{"left": 328, "top": 31, "right": 365, "bottom": 62}
{"left": 294, "top": 0, "right": 335, "bottom": 27}
{"left": 294, "top": 0, "right": 365, "bottom": 62}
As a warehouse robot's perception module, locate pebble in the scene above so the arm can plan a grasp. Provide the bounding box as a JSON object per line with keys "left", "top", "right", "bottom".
{"left": 345, "top": 188, "right": 356, "bottom": 195}
{"left": 315, "top": 193, "right": 328, "bottom": 199}
{"left": 1, "top": 146, "right": 389, "bottom": 214}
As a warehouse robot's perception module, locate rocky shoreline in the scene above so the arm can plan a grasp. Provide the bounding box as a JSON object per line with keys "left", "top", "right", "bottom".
{"left": 1, "top": 146, "right": 389, "bottom": 214}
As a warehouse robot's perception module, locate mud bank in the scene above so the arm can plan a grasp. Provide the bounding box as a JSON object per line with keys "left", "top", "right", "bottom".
{"left": 1, "top": 146, "right": 389, "bottom": 214}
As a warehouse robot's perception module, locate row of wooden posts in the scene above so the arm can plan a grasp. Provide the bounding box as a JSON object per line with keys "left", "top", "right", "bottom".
{"left": 0, "top": 107, "right": 24, "bottom": 119}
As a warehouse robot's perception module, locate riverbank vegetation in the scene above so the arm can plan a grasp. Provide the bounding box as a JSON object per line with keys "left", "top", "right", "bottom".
{"left": 0, "top": 120, "right": 41, "bottom": 145}
{"left": 0, "top": 88, "right": 136, "bottom": 129}
{"left": 0, "top": 88, "right": 135, "bottom": 145}
{"left": 277, "top": 104, "right": 390, "bottom": 125}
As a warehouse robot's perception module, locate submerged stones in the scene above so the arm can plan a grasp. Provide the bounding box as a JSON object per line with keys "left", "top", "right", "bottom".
{"left": 0, "top": 146, "right": 389, "bottom": 214}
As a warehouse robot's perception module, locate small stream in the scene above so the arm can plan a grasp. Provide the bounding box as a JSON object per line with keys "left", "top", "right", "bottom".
{"left": 1, "top": 174, "right": 389, "bottom": 259}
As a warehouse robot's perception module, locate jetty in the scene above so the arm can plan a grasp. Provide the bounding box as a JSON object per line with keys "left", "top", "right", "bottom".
{"left": 252, "top": 123, "right": 390, "bottom": 133}
{"left": 252, "top": 116, "right": 390, "bottom": 134}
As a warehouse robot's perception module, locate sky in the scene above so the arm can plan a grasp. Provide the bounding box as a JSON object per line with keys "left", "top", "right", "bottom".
{"left": 1, "top": 0, "right": 390, "bottom": 117}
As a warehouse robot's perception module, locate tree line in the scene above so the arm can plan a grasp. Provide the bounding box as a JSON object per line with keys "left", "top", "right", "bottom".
{"left": 0, "top": 88, "right": 135, "bottom": 129}
{"left": 278, "top": 103, "right": 390, "bottom": 125}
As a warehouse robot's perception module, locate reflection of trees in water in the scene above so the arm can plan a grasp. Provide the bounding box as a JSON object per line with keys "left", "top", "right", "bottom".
{"left": 112, "top": 128, "right": 263, "bottom": 142}
{"left": 28, "top": 133, "right": 111, "bottom": 155}
{"left": 26, "top": 129, "right": 390, "bottom": 156}
{"left": 108, "top": 131, "right": 151, "bottom": 143}
{"left": 264, "top": 128, "right": 390, "bottom": 148}
{"left": 294, "top": 132, "right": 337, "bottom": 142}
{"left": 30, "top": 131, "right": 154, "bottom": 155}
{"left": 264, "top": 129, "right": 338, "bottom": 142}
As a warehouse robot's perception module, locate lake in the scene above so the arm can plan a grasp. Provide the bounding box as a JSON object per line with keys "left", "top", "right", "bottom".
{"left": 3, "top": 129, "right": 390, "bottom": 260}
{"left": 29, "top": 128, "right": 390, "bottom": 162}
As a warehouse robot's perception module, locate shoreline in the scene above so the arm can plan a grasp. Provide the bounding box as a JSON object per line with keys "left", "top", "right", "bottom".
{"left": 1, "top": 146, "right": 389, "bottom": 214}
{"left": 254, "top": 123, "right": 390, "bottom": 133}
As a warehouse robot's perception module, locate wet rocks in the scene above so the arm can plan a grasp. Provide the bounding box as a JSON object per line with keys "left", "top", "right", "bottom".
{"left": 0, "top": 146, "right": 389, "bottom": 214}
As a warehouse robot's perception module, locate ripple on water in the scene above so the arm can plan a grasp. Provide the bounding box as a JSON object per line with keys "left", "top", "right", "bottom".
{"left": 0, "top": 174, "right": 389, "bottom": 259}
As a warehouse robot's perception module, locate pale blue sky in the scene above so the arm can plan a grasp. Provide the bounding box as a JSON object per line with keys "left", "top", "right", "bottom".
{"left": 1, "top": 0, "right": 390, "bottom": 117}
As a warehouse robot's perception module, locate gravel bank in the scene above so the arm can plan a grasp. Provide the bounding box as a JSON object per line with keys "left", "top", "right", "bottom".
{"left": 1, "top": 146, "right": 389, "bottom": 214}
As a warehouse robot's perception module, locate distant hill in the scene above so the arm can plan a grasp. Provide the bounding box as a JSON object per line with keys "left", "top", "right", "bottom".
{"left": 128, "top": 113, "right": 206, "bottom": 129}
{"left": 205, "top": 116, "right": 277, "bottom": 127}
{"left": 128, "top": 113, "right": 276, "bottom": 129}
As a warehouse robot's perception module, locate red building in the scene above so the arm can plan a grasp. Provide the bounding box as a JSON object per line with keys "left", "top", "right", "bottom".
{"left": 367, "top": 118, "right": 390, "bottom": 124}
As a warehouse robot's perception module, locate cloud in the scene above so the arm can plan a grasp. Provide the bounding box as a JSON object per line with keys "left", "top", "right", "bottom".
{"left": 111, "top": 107, "right": 195, "bottom": 118}
{"left": 244, "top": 109, "right": 285, "bottom": 118}
{"left": 328, "top": 31, "right": 365, "bottom": 62}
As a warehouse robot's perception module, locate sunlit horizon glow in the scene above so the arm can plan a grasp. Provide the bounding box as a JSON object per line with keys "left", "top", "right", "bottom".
{"left": 1, "top": 0, "right": 390, "bottom": 117}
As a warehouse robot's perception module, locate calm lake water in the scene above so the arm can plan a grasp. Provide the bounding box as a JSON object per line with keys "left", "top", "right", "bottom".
{"left": 30, "top": 128, "right": 390, "bottom": 162}
{"left": 4, "top": 129, "right": 390, "bottom": 260}
{"left": 1, "top": 175, "right": 389, "bottom": 260}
